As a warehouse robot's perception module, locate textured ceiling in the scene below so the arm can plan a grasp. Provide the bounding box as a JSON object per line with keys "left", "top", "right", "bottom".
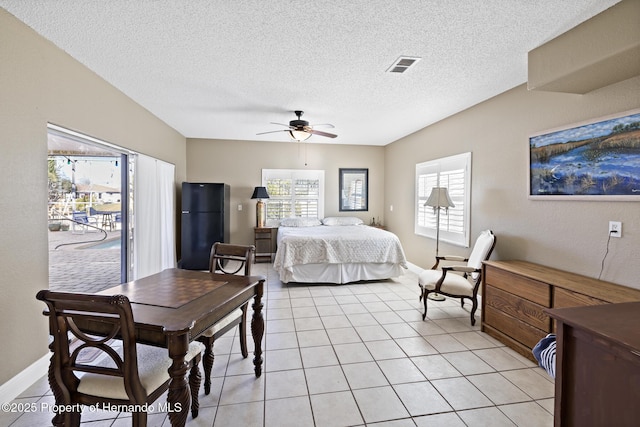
{"left": 1, "top": 0, "right": 621, "bottom": 145}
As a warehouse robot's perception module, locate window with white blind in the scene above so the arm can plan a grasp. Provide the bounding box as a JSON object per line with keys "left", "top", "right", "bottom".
{"left": 262, "top": 169, "right": 324, "bottom": 226}
{"left": 415, "top": 152, "right": 471, "bottom": 247}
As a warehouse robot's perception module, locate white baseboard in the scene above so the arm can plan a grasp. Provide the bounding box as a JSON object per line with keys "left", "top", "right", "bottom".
{"left": 405, "top": 261, "right": 422, "bottom": 275}
{"left": 0, "top": 353, "right": 49, "bottom": 403}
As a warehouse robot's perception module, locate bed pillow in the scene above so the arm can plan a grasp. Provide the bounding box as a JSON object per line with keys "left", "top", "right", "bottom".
{"left": 322, "top": 216, "right": 364, "bottom": 226}
{"left": 279, "top": 217, "right": 322, "bottom": 227}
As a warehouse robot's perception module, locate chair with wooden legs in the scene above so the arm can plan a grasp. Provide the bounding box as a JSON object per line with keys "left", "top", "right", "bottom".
{"left": 36, "top": 290, "right": 204, "bottom": 426}
{"left": 198, "top": 242, "right": 255, "bottom": 395}
{"left": 418, "top": 229, "right": 496, "bottom": 325}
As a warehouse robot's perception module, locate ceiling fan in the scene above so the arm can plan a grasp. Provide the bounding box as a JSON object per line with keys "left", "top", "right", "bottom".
{"left": 257, "top": 110, "right": 337, "bottom": 141}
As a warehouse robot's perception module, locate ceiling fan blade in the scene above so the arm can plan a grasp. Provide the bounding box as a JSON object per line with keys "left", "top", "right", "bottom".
{"left": 310, "top": 123, "right": 335, "bottom": 129}
{"left": 270, "top": 122, "right": 293, "bottom": 128}
{"left": 308, "top": 129, "right": 338, "bottom": 138}
{"left": 256, "top": 130, "right": 288, "bottom": 135}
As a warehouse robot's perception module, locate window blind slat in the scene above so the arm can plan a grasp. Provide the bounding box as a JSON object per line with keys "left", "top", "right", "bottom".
{"left": 263, "top": 169, "right": 324, "bottom": 223}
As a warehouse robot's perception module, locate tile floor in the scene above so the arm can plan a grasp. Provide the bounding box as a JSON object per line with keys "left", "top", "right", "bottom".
{"left": 3, "top": 264, "right": 555, "bottom": 426}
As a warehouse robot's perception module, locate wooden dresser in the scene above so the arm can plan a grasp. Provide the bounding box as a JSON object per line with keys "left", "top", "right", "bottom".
{"left": 546, "top": 302, "right": 640, "bottom": 427}
{"left": 481, "top": 260, "right": 640, "bottom": 361}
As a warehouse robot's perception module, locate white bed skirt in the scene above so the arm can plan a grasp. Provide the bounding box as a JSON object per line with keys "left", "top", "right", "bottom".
{"left": 277, "top": 262, "right": 405, "bottom": 284}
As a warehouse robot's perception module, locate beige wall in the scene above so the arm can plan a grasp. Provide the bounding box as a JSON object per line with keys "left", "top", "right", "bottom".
{"left": 385, "top": 78, "right": 640, "bottom": 288}
{"left": 0, "top": 10, "right": 187, "bottom": 384}
{"left": 185, "top": 139, "right": 385, "bottom": 247}
{"left": 2, "top": 2, "right": 639, "bottom": 388}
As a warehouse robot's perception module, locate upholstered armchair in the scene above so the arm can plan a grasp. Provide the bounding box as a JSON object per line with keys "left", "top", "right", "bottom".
{"left": 418, "top": 229, "right": 496, "bottom": 325}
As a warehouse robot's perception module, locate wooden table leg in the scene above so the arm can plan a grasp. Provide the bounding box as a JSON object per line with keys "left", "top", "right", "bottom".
{"left": 251, "top": 279, "right": 265, "bottom": 377}
{"left": 166, "top": 333, "right": 190, "bottom": 427}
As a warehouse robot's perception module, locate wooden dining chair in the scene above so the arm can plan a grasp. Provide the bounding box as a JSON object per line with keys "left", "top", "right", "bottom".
{"left": 198, "top": 242, "right": 255, "bottom": 395}
{"left": 36, "top": 290, "right": 204, "bottom": 426}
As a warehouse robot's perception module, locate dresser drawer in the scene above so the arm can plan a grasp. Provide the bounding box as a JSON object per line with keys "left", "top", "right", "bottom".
{"left": 554, "top": 287, "right": 608, "bottom": 308}
{"left": 484, "top": 264, "right": 550, "bottom": 306}
{"left": 485, "top": 285, "right": 550, "bottom": 331}
{"left": 484, "top": 306, "right": 548, "bottom": 349}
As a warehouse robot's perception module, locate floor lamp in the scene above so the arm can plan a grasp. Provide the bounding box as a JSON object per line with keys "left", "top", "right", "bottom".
{"left": 424, "top": 187, "right": 455, "bottom": 301}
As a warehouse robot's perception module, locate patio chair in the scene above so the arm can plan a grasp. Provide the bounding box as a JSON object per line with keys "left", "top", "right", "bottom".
{"left": 71, "top": 211, "right": 98, "bottom": 234}
{"left": 36, "top": 290, "right": 204, "bottom": 426}
{"left": 198, "top": 243, "right": 255, "bottom": 394}
{"left": 88, "top": 207, "right": 100, "bottom": 225}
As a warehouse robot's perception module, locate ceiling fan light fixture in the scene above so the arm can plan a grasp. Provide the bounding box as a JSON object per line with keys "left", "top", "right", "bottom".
{"left": 289, "top": 129, "right": 311, "bottom": 141}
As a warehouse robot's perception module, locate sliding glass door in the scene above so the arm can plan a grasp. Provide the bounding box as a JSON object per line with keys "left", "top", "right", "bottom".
{"left": 47, "top": 125, "right": 131, "bottom": 292}
{"left": 47, "top": 124, "right": 177, "bottom": 290}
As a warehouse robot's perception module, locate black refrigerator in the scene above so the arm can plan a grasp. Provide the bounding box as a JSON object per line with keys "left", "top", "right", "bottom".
{"left": 180, "top": 182, "right": 230, "bottom": 270}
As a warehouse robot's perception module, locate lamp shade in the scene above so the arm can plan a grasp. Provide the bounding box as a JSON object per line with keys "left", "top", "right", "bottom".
{"left": 251, "top": 186, "right": 270, "bottom": 199}
{"left": 425, "top": 187, "right": 455, "bottom": 209}
{"left": 289, "top": 130, "right": 311, "bottom": 141}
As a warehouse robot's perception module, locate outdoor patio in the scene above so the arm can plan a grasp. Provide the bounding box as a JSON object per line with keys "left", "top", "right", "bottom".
{"left": 48, "top": 227, "right": 122, "bottom": 293}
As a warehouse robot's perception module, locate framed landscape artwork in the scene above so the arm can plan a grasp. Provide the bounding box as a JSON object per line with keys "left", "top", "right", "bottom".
{"left": 529, "top": 109, "right": 640, "bottom": 200}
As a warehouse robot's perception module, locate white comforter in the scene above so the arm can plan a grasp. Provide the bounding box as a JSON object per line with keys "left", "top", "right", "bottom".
{"left": 274, "top": 225, "right": 408, "bottom": 271}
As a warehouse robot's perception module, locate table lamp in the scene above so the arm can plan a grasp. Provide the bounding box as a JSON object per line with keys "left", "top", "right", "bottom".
{"left": 424, "top": 187, "right": 455, "bottom": 301}
{"left": 251, "top": 186, "right": 270, "bottom": 228}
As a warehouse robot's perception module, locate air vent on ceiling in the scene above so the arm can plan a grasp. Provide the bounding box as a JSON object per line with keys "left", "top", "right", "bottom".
{"left": 387, "top": 56, "right": 421, "bottom": 73}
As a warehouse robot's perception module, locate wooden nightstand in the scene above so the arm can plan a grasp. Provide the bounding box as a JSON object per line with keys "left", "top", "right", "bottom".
{"left": 254, "top": 227, "right": 276, "bottom": 263}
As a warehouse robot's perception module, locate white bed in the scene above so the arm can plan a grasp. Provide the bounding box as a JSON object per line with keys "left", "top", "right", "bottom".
{"left": 273, "top": 218, "right": 407, "bottom": 284}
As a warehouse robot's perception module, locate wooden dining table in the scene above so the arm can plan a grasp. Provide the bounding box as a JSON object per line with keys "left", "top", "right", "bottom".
{"left": 50, "top": 268, "right": 265, "bottom": 427}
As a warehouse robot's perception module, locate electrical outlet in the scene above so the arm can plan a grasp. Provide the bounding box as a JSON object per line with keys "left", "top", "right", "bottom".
{"left": 609, "top": 221, "right": 622, "bottom": 237}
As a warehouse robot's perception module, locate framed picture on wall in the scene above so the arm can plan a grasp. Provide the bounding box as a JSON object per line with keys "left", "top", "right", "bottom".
{"left": 339, "top": 168, "right": 368, "bottom": 211}
{"left": 529, "top": 109, "right": 640, "bottom": 200}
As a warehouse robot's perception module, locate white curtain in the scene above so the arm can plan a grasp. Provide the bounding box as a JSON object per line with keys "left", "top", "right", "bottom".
{"left": 133, "top": 154, "right": 176, "bottom": 279}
